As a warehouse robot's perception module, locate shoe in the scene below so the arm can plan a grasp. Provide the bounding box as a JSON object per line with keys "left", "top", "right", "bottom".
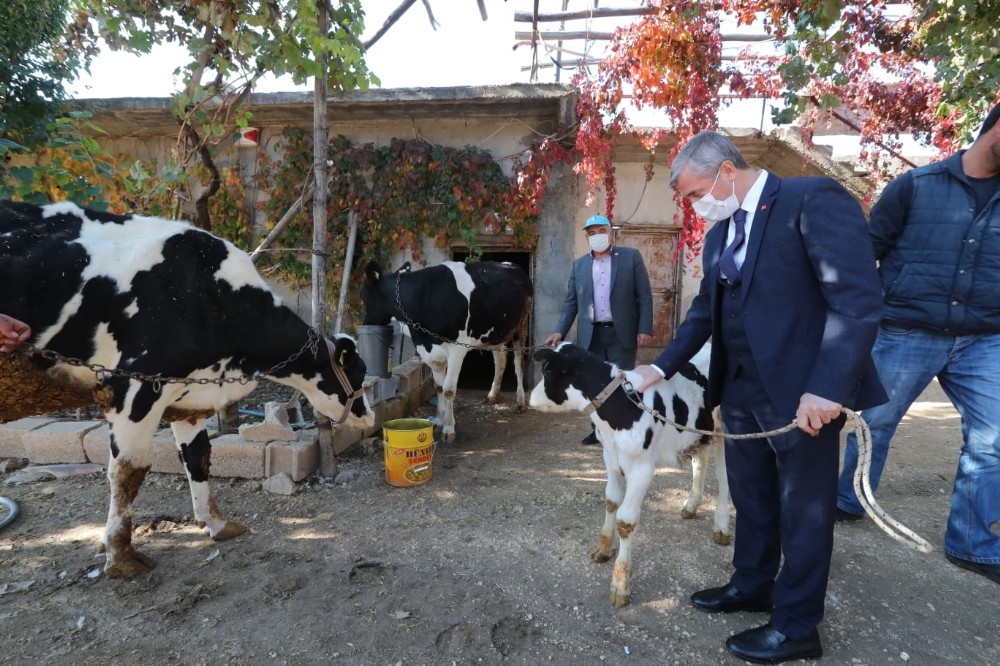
{"left": 581, "top": 431, "right": 600, "bottom": 446}
{"left": 946, "top": 553, "right": 1000, "bottom": 584}
{"left": 691, "top": 584, "right": 772, "bottom": 614}
{"left": 726, "top": 623, "right": 823, "bottom": 664}
{"left": 834, "top": 508, "right": 864, "bottom": 522}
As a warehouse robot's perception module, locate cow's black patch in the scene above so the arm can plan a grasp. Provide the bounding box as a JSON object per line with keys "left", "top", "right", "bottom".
{"left": 671, "top": 394, "right": 690, "bottom": 434}
{"left": 109, "top": 433, "right": 119, "bottom": 459}
{"left": 678, "top": 361, "right": 708, "bottom": 390}
{"left": 642, "top": 427, "right": 654, "bottom": 450}
{"left": 180, "top": 429, "right": 212, "bottom": 482}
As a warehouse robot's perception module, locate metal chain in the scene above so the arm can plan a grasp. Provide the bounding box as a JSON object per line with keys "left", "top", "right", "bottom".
{"left": 392, "top": 273, "right": 550, "bottom": 353}
{"left": 15, "top": 327, "right": 325, "bottom": 389}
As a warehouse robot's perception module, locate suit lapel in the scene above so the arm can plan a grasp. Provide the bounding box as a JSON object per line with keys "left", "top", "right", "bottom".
{"left": 609, "top": 248, "right": 620, "bottom": 294}
{"left": 739, "top": 173, "right": 780, "bottom": 301}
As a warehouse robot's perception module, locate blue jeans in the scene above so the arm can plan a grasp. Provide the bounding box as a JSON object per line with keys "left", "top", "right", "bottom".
{"left": 837, "top": 324, "right": 1000, "bottom": 563}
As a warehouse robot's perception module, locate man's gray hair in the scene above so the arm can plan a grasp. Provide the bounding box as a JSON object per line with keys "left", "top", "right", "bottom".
{"left": 669, "top": 131, "right": 749, "bottom": 188}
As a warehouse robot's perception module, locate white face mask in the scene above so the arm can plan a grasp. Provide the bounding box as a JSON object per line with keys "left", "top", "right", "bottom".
{"left": 588, "top": 233, "right": 611, "bottom": 253}
{"left": 691, "top": 168, "right": 740, "bottom": 222}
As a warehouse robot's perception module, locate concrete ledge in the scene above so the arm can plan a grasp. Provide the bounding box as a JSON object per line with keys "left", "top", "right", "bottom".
{"left": 209, "top": 434, "right": 266, "bottom": 478}
{"left": 22, "top": 420, "right": 104, "bottom": 465}
{"left": 0, "top": 417, "right": 58, "bottom": 459}
{"left": 1, "top": 356, "right": 435, "bottom": 479}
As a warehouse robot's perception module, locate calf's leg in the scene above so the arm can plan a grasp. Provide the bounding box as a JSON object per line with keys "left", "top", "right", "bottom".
{"left": 439, "top": 345, "right": 468, "bottom": 443}
{"left": 608, "top": 462, "right": 655, "bottom": 607}
{"left": 681, "top": 445, "right": 708, "bottom": 520}
{"left": 592, "top": 453, "right": 624, "bottom": 563}
{"left": 171, "top": 420, "right": 247, "bottom": 541}
{"left": 711, "top": 439, "right": 732, "bottom": 545}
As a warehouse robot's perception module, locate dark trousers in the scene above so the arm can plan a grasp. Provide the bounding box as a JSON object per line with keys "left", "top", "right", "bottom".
{"left": 721, "top": 386, "right": 844, "bottom": 640}
{"left": 588, "top": 324, "right": 637, "bottom": 370}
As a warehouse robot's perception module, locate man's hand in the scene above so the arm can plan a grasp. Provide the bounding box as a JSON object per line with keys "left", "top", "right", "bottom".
{"left": 796, "top": 392, "right": 841, "bottom": 436}
{"left": 0, "top": 314, "right": 31, "bottom": 353}
{"left": 632, "top": 364, "right": 663, "bottom": 392}
{"left": 544, "top": 332, "right": 563, "bottom": 347}
{"left": 636, "top": 333, "right": 653, "bottom": 347}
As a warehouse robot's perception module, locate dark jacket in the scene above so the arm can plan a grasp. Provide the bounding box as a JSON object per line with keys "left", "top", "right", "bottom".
{"left": 556, "top": 245, "right": 653, "bottom": 351}
{"left": 653, "top": 174, "right": 887, "bottom": 416}
{"left": 871, "top": 151, "right": 1000, "bottom": 334}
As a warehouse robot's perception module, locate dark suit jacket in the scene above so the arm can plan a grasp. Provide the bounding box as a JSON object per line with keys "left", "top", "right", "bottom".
{"left": 653, "top": 174, "right": 887, "bottom": 416}
{"left": 556, "top": 245, "right": 654, "bottom": 351}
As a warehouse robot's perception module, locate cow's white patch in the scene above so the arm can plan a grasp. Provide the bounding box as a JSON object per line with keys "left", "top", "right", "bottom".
{"left": 124, "top": 300, "right": 139, "bottom": 318}
{"left": 215, "top": 249, "right": 280, "bottom": 305}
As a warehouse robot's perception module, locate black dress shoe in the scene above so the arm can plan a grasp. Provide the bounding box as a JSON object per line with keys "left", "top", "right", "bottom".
{"left": 835, "top": 508, "right": 864, "bottom": 522}
{"left": 946, "top": 553, "right": 1000, "bottom": 584}
{"left": 726, "top": 623, "right": 822, "bottom": 664}
{"left": 581, "top": 431, "right": 600, "bottom": 446}
{"left": 691, "top": 584, "right": 772, "bottom": 614}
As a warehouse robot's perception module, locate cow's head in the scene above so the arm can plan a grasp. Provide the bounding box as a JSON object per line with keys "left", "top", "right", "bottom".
{"left": 360, "top": 261, "right": 393, "bottom": 326}
{"left": 529, "top": 343, "right": 594, "bottom": 413}
{"left": 293, "top": 333, "right": 374, "bottom": 428}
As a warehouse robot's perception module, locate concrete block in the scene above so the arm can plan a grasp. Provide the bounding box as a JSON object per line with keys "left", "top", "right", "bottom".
{"left": 378, "top": 376, "right": 399, "bottom": 402}
{"left": 206, "top": 433, "right": 266, "bottom": 478}
{"left": 238, "top": 402, "right": 297, "bottom": 442}
{"left": 266, "top": 433, "right": 318, "bottom": 482}
{"left": 0, "top": 417, "right": 58, "bottom": 459}
{"left": 362, "top": 376, "right": 379, "bottom": 406}
{"left": 384, "top": 395, "right": 409, "bottom": 422}
{"left": 331, "top": 424, "right": 364, "bottom": 455}
{"left": 150, "top": 429, "right": 184, "bottom": 474}
{"left": 22, "top": 420, "right": 104, "bottom": 465}
{"left": 392, "top": 359, "right": 425, "bottom": 394}
{"left": 82, "top": 423, "right": 112, "bottom": 465}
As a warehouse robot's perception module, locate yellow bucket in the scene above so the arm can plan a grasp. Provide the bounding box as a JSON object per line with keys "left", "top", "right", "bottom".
{"left": 382, "top": 418, "right": 435, "bottom": 487}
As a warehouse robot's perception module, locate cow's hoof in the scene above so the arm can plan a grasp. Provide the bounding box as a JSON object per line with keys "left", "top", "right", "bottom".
{"left": 442, "top": 431, "right": 457, "bottom": 444}
{"left": 104, "top": 548, "right": 157, "bottom": 579}
{"left": 590, "top": 549, "right": 614, "bottom": 563}
{"left": 681, "top": 507, "right": 698, "bottom": 519}
{"left": 485, "top": 394, "right": 499, "bottom": 405}
{"left": 609, "top": 589, "right": 631, "bottom": 607}
{"left": 211, "top": 521, "right": 248, "bottom": 541}
{"left": 712, "top": 530, "right": 732, "bottom": 546}
{"left": 514, "top": 403, "right": 525, "bottom": 414}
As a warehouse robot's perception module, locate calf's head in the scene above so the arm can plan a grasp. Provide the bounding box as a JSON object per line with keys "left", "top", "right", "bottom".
{"left": 529, "top": 344, "right": 595, "bottom": 414}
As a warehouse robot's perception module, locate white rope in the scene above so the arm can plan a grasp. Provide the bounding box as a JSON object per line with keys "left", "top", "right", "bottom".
{"left": 845, "top": 407, "right": 933, "bottom": 553}
{"left": 606, "top": 375, "right": 933, "bottom": 552}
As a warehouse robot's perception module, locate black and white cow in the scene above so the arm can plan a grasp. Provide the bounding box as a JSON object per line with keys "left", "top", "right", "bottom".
{"left": 529, "top": 342, "right": 730, "bottom": 607}
{"left": 362, "top": 260, "right": 532, "bottom": 443}
{"left": 0, "top": 200, "right": 374, "bottom": 578}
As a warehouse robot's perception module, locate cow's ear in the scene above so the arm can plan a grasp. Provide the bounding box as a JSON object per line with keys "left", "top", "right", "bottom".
{"left": 533, "top": 348, "right": 556, "bottom": 363}
{"left": 333, "top": 336, "right": 356, "bottom": 366}
{"left": 365, "top": 261, "right": 381, "bottom": 282}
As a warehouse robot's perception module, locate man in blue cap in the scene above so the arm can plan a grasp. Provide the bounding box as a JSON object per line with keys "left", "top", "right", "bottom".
{"left": 545, "top": 214, "right": 654, "bottom": 445}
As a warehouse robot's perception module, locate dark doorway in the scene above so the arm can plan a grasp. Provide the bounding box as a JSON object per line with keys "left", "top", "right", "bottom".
{"left": 450, "top": 250, "right": 532, "bottom": 392}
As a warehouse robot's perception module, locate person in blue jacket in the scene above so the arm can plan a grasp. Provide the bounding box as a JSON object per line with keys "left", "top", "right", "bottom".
{"left": 632, "top": 131, "right": 886, "bottom": 664}
{"left": 836, "top": 102, "right": 1000, "bottom": 586}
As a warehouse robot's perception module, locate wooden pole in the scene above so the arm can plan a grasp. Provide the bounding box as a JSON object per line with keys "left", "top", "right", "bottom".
{"left": 334, "top": 210, "right": 358, "bottom": 333}
{"left": 312, "top": 0, "right": 336, "bottom": 478}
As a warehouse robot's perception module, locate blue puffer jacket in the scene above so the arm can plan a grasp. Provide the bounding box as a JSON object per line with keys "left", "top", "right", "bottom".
{"left": 871, "top": 152, "right": 1000, "bottom": 334}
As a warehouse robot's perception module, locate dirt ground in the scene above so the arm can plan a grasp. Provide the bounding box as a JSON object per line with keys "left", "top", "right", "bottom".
{"left": 1, "top": 380, "right": 997, "bottom": 666}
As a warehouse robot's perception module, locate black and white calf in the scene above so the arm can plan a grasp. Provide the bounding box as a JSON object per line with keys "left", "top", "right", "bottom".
{"left": 362, "top": 260, "right": 532, "bottom": 443}
{"left": 529, "top": 342, "right": 730, "bottom": 607}
{"left": 0, "top": 200, "right": 374, "bottom": 578}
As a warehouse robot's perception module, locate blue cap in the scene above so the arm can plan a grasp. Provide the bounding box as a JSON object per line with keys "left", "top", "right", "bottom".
{"left": 582, "top": 214, "right": 611, "bottom": 230}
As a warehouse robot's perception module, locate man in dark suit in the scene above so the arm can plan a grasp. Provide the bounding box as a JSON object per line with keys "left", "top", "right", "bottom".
{"left": 545, "top": 214, "right": 654, "bottom": 444}
{"left": 632, "top": 131, "right": 886, "bottom": 664}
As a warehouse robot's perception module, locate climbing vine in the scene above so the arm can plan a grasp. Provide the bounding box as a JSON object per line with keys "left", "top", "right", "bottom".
{"left": 255, "top": 128, "right": 561, "bottom": 314}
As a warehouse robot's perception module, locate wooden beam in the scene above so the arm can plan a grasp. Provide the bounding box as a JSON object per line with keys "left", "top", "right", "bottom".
{"left": 515, "top": 7, "right": 655, "bottom": 22}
